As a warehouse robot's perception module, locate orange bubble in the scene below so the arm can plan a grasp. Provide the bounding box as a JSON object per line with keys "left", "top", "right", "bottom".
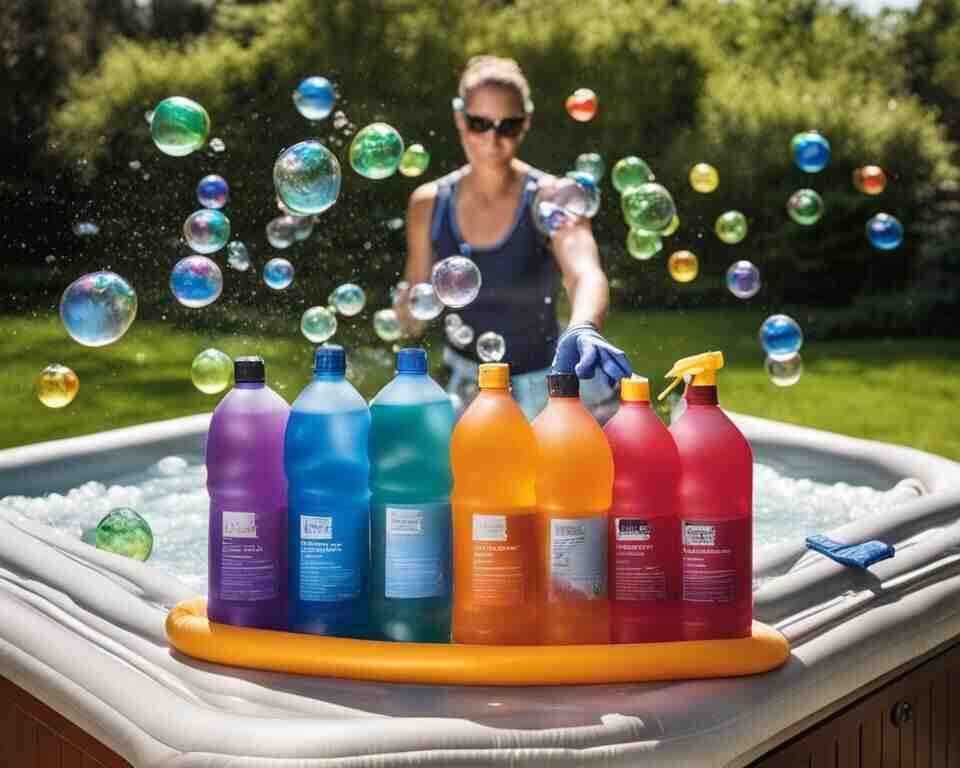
{"left": 853, "top": 165, "right": 887, "bottom": 195}
{"left": 565, "top": 88, "right": 597, "bottom": 122}
{"left": 668, "top": 250, "right": 699, "bottom": 283}
{"left": 37, "top": 363, "right": 79, "bottom": 408}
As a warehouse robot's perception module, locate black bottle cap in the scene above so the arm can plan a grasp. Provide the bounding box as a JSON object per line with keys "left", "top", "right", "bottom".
{"left": 234, "top": 356, "right": 265, "bottom": 384}
{"left": 547, "top": 372, "right": 579, "bottom": 397}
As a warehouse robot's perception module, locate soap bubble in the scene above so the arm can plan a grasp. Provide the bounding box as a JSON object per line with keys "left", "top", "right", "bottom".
{"left": 575, "top": 152, "right": 605, "bottom": 182}
{"left": 266, "top": 216, "right": 298, "bottom": 249}
{"left": 407, "top": 282, "right": 444, "bottom": 320}
{"left": 373, "top": 308, "right": 403, "bottom": 341}
{"left": 621, "top": 183, "right": 676, "bottom": 232}
{"left": 73, "top": 221, "right": 99, "bottom": 237}
{"left": 854, "top": 165, "right": 887, "bottom": 195}
{"left": 791, "top": 130, "right": 831, "bottom": 173}
{"left": 60, "top": 271, "right": 137, "bottom": 347}
{"left": 445, "top": 313, "right": 462, "bottom": 332}
{"left": 191, "top": 348, "right": 232, "bottom": 394}
{"left": 183, "top": 209, "right": 230, "bottom": 254}
{"left": 532, "top": 177, "right": 590, "bottom": 237}
{"left": 668, "top": 250, "right": 699, "bottom": 283}
{"left": 565, "top": 88, "right": 598, "bottom": 122}
{"left": 450, "top": 323, "right": 475, "bottom": 348}
{"left": 391, "top": 281, "right": 409, "bottom": 307}
{"left": 786, "top": 189, "right": 825, "bottom": 225}
{"left": 689, "top": 163, "right": 719, "bottom": 193}
{"left": 866, "top": 213, "right": 903, "bottom": 250}
{"left": 626, "top": 229, "right": 662, "bottom": 260}
{"left": 726, "top": 260, "right": 761, "bottom": 299}
{"left": 274, "top": 140, "right": 341, "bottom": 216}
{"left": 662, "top": 214, "right": 680, "bottom": 236}
{"left": 330, "top": 283, "right": 366, "bottom": 316}
{"left": 36, "top": 364, "right": 79, "bottom": 408}
{"left": 759, "top": 314, "right": 803, "bottom": 360}
{"left": 292, "top": 215, "right": 314, "bottom": 242}
{"left": 476, "top": 331, "right": 506, "bottom": 362}
{"left": 293, "top": 76, "right": 336, "bottom": 121}
{"left": 432, "top": 255, "right": 482, "bottom": 308}
{"left": 612, "top": 156, "right": 654, "bottom": 193}
{"left": 150, "top": 96, "right": 210, "bottom": 157}
{"left": 565, "top": 171, "right": 601, "bottom": 217}
{"left": 226, "top": 241, "right": 250, "bottom": 271}
{"left": 264, "top": 258, "right": 294, "bottom": 290}
{"left": 196, "top": 174, "right": 229, "bottom": 209}
{"left": 95, "top": 507, "right": 153, "bottom": 561}
{"left": 301, "top": 306, "right": 338, "bottom": 343}
{"left": 715, "top": 210, "right": 748, "bottom": 244}
{"left": 766, "top": 353, "right": 804, "bottom": 387}
{"left": 349, "top": 122, "right": 404, "bottom": 180}
{"left": 170, "top": 256, "right": 223, "bottom": 308}
{"left": 399, "top": 144, "right": 431, "bottom": 177}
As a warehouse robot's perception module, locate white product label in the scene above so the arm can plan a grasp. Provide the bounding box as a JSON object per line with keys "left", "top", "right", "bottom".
{"left": 549, "top": 517, "right": 607, "bottom": 601}
{"left": 301, "top": 515, "right": 333, "bottom": 540}
{"left": 615, "top": 518, "right": 651, "bottom": 541}
{"left": 388, "top": 508, "right": 424, "bottom": 536}
{"left": 683, "top": 523, "right": 716, "bottom": 547}
{"left": 473, "top": 514, "right": 507, "bottom": 542}
{"left": 222, "top": 511, "right": 257, "bottom": 539}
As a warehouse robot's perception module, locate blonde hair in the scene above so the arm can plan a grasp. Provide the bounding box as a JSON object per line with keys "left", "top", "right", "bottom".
{"left": 458, "top": 55, "right": 534, "bottom": 114}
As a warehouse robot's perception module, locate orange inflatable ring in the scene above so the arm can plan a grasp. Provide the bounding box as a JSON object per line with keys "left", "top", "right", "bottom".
{"left": 166, "top": 597, "right": 789, "bottom": 686}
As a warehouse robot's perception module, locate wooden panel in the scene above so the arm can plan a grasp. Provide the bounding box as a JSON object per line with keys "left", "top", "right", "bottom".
{"left": 913, "top": 679, "right": 932, "bottom": 768}
{"left": 949, "top": 667, "right": 960, "bottom": 768}
{"left": 14, "top": 707, "right": 39, "bottom": 767}
{"left": 932, "top": 666, "right": 949, "bottom": 768}
{"left": 37, "top": 721, "right": 62, "bottom": 768}
{"left": 861, "top": 707, "right": 883, "bottom": 768}
{"left": 61, "top": 739, "right": 86, "bottom": 768}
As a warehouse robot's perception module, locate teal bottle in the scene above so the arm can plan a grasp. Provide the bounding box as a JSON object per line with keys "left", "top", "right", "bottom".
{"left": 369, "top": 348, "right": 455, "bottom": 642}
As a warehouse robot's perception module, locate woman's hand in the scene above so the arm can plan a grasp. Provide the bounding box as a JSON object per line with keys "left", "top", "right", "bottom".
{"left": 552, "top": 322, "right": 632, "bottom": 387}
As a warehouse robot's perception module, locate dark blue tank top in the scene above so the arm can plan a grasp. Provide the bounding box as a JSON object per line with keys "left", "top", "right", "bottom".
{"left": 430, "top": 167, "right": 561, "bottom": 374}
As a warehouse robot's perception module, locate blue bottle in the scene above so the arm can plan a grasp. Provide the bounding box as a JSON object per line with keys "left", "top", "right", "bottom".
{"left": 369, "top": 348, "right": 455, "bottom": 642}
{"left": 285, "top": 345, "right": 371, "bottom": 637}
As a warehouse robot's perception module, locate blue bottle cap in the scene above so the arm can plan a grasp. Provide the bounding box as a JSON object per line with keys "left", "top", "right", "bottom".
{"left": 314, "top": 344, "right": 346, "bottom": 374}
{"left": 397, "top": 348, "right": 427, "bottom": 374}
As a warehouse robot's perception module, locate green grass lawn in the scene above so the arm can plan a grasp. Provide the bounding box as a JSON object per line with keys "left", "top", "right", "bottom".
{"left": 4, "top": 308, "right": 960, "bottom": 461}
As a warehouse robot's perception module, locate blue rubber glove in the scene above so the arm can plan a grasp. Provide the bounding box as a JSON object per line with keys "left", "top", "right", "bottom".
{"left": 552, "top": 322, "right": 632, "bottom": 387}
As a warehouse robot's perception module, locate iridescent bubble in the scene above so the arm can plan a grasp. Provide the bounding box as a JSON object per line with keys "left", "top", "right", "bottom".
{"left": 759, "top": 314, "right": 803, "bottom": 360}
{"left": 662, "top": 214, "right": 680, "bottom": 236}
{"left": 689, "top": 163, "right": 719, "bottom": 193}
{"left": 373, "top": 308, "right": 403, "bottom": 341}
{"left": 715, "top": 210, "right": 748, "bottom": 244}
{"left": 621, "top": 183, "right": 676, "bottom": 232}
{"left": 95, "top": 508, "right": 153, "bottom": 561}
{"left": 274, "top": 140, "right": 341, "bottom": 216}
{"left": 265, "top": 216, "right": 296, "bottom": 249}
{"left": 445, "top": 313, "right": 462, "bottom": 332}
{"left": 36, "top": 364, "right": 79, "bottom": 408}
{"left": 150, "top": 96, "right": 210, "bottom": 157}
{"left": 766, "top": 353, "right": 804, "bottom": 387}
{"left": 408, "top": 282, "right": 444, "bottom": 320}
{"left": 575, "top": 152, "right": 605, "bottom": 182}
{"left": 227, "top": 241, "right": 250, "bottom": 271}
{"left": 399, "top": 144, "right": 431, "bottom": 177}
{"left": 626, "top": 229, "right": 662, "bottom": 261}
{"left": 293, "top": 76, "right": 336, "bottom": 121}
{"left": 330, "top": 283, "right": 366, "bottom": 316}
{"left": 73, "top": 221, "right": 99, "bottom": 237}
{"left": 349, "top": 123, "right": 404, "bottom": 180}
{"left": 532, "top": 177, "right": 590, "bottom": 237}
{"left": 565, "top": 88, "right": 598, "bottom": 122}
{"left": 432, "top": 255, "right": 482, "bottom": 308}
{"left": 866, "top": 213, "right": 903, "bottom": 250}
{"left": 450, "top": 323, "right": 475, "bottom": 349}
{"left": 170, "top": 256, "right": 223, "bottom": 308}
{"left": 786, "top": 189, "right": 825, "bottom": 225}
{"left": 565, "top": 171, "right": 601, "bottom": 217}
{"left": 191, "top": 348, "right": 232, "bottom": 394}
{"left": 668, "top": 250, "right": 699, "bottom": 283}
{"left": 726, "top": 260, "right": 761, "bottom": 299}
{"left": 183, "top": 209, "right": 230, "bottom": 254}
{"left": 791, "top": 130, "right": 831, "bottom": 173}
{"left": 196, "top": 174, "right": 229, "bottom": 209}
{"left": 301, "top": 306, "right": 338, "bottom": 343}
{"left": 264, "top": 257, "right": 294, "bottom": 290}
{"left": 612, "top": 156, "right": 654, "bottom": 193}
{"left": 476, "top": 331, "right": 506, "bottom": 362}
{"left": 60, "top": 271, "right": 137, "bottom": 347}
{"left": 391, "top": 281, "right": 409, "bottom": 307}
{"left": 292, "top": 215, "right": 314, "bottom": 242}
{"left": 854, "top": 165, "right": 887, "bottom": 195}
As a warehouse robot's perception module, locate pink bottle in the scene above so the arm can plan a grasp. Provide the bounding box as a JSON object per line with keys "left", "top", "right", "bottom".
{"left": 661, "top": 351, "right": 753, "bottom": 640}
{"left": 604, "top": 375, "right": 681, "bottom": 643}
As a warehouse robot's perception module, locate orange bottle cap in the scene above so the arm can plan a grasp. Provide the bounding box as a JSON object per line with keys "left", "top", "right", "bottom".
{"left": 478, "top": 363, "right": 510, "bottom": 389}
{"left": 621, "top": 374, "right": 650, "bottom": 402}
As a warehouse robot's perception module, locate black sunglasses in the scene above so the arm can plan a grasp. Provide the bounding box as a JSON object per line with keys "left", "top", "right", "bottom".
{"left": 463, "top": 112, "right": 526, "bottom": 138}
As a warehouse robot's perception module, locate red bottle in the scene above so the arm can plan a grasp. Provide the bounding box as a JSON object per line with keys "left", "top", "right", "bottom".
{"left": 661, "top": 351, "right": 753, "bottom": 640}
{"left": 604, "top": 375, "right": 681, "bottom": 643}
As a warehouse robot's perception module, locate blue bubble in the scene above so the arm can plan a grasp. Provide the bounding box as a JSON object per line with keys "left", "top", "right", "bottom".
{"left": 866, "top": 213, "right": 903, "bottom": 250}
{"left": 274, "top": 140, "right": 341, "bottom": 216}
{"left": 293, "top": 76, "right": 336, "bottom": 121}
{"left": 196, "top": 174, "right": 229, "bottom": 209}
{"left": 759, "top": 314, "right": 803, "bottom": 360}
{"left": 170, "top": 256, "right": 223, "bottom": 308}
{"left": 791, "top": 131, "right": 831, "bottom": 173}
{"left": 264, "top": 257, "right": 294, "bottom": 290}
{"left": 60, "top": 271, "right": 138, "bottom": 347}
{"left": 183, "top": 209, "right": 230, "bottom": 254}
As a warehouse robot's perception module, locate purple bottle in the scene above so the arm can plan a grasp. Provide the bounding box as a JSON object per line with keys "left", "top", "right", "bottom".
{"left": 206, "top": 356, "right": 290, "bottom": 629}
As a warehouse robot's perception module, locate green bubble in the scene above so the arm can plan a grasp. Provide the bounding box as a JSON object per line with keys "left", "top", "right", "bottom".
{"left": 626, "top": 229, "right": 663, "bottom": 260}
{"left": 575, "top": 152, "right": 605, "bottom": 182}
{"left": 373, "top": 308, "right": 403, "bottom": 341}
{"left": 151, "top": 97, "right": 210, "bottom": 157}
{"left": 399, "top": 144, "right": 431, "bottom": 177}
{"left": 191, "top": 348, "right": 232, "bottom": 394}
{"left": 349, "top": 123, "right": 404, "bottom": 180}
{"left": 715, "top": 210, "right": 748, "bottom": 244}
{"left": 612, "top": 156, "right": 654, "bottom": 193}
{"left": 621, "top": 183, "right": 676, "bottom": 232}
{"left": 662, "top": 214, "right": 680, "bottom": 236}
{"left": 786, "top": 189, "right": 824, "bottom": 225}
{"left": 95, "top": 507, "right": 153, "bottom": 561}
{"left": 301, "top": 306, "right": 338, "bottom": 343}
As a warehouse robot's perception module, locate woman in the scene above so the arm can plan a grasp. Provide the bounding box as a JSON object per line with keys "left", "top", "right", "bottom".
{"left": 398, "top": 55, "right": 630, "bottom": 420}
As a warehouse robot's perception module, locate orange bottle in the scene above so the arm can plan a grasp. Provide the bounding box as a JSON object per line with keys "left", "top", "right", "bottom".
{"left": 532, "top": 373, "right": 613, "bottom": 644}
{"left": 451, "top": 363, "right": 538, "bottom": 644}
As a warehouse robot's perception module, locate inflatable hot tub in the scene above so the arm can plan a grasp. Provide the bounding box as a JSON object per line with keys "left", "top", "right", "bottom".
{"left": 1, "top": 412, "right": 959, "bottom": 767}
